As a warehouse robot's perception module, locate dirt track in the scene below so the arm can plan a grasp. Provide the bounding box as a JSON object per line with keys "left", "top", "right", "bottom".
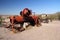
{"left": 0, "top": 21, "right": 60, "bottom": 40}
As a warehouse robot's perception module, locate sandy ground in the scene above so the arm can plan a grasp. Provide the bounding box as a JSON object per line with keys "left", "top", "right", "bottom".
{"left": 0, "top": 21, "right": 60, "bottom": 40}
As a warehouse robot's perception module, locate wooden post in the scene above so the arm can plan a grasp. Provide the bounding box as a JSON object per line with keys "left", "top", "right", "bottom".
{"left": 36, "top": 18, "right": 38, "bottom": 27}
{"left": 11, "top": 16, "right": 15, "bottom": 33}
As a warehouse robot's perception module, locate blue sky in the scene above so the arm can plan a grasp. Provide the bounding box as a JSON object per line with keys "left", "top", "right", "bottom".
{"left": 0, "top": 0, "right": 60, "bottom": 15}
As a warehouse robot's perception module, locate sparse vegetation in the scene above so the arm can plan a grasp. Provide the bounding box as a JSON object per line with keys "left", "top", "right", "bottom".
{"left": 38, "top": 12, "right": 60, "bottom": 21}
{"left": 0, "top": 16, "right": 2, "bottom": 25}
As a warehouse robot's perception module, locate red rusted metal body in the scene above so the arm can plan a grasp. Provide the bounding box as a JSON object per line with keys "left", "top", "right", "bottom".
{"left": 9, "top": 8, "right": 41, "bottom": 32}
